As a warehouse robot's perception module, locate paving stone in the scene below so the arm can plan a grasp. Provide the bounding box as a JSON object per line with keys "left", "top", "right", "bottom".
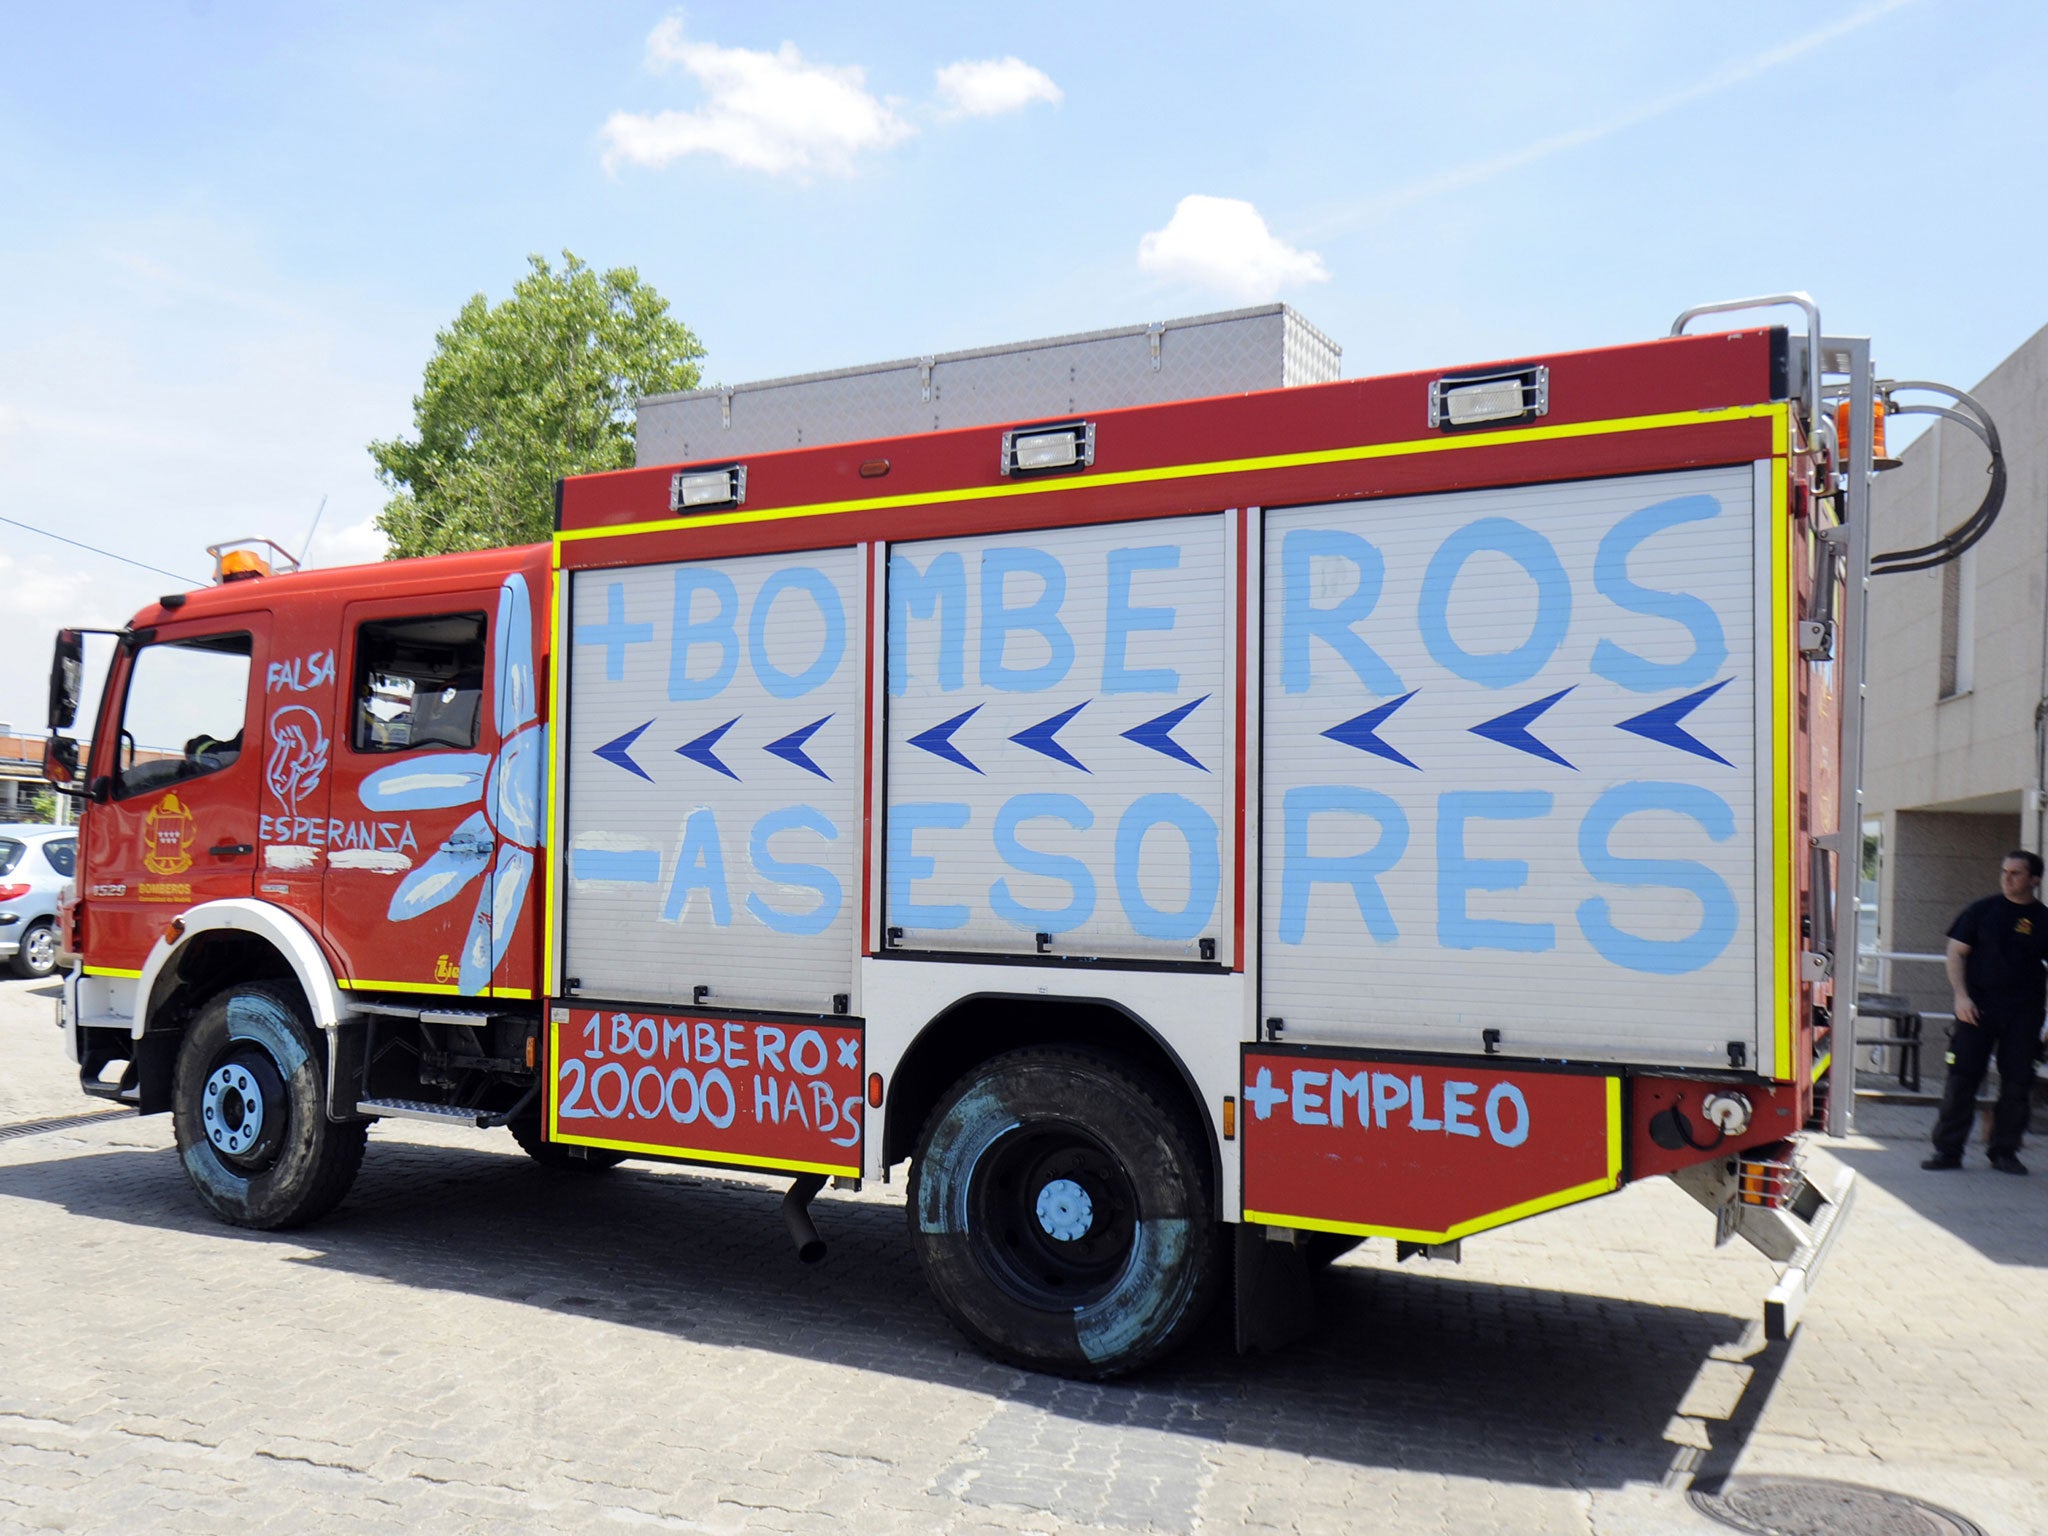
{"left": 4, "top": 980, "right": 2047, "bottom": 1532}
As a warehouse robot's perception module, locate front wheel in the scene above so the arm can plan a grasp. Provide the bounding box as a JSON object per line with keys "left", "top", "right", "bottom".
{"left": 171, "top": 982, "right": 367, "bottom": 1229}
{"left": 908, "top": 1048, "right": 1219, "bottom": 1379}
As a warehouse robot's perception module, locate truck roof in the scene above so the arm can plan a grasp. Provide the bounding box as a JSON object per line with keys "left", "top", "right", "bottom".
{"left": 128, "top": 542, "right": 547, "bottom": 630}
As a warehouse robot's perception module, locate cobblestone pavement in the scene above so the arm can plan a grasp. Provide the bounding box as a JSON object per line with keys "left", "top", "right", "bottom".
{"left": 2, "top": 976, "right": 2043, "bottom": 1534}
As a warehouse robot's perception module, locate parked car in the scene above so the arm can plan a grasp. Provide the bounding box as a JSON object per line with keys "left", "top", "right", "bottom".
{"left": 0, "top": 824, "right": 76, "bottom": 979}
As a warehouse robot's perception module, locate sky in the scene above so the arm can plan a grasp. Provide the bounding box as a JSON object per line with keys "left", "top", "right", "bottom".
{"left": 2, "top": 0, "right": 2045, "bottom": 729}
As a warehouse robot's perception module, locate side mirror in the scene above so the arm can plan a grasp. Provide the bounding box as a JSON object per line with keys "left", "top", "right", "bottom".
{"left": 48, "top": 629, "right": 83, "bottom": 731}
{"left": 42, "top": 734, "right": 78, "bottom": 786}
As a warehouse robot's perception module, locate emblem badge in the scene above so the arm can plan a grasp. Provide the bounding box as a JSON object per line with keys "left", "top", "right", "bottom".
{"left": 143, "top": 792, "right": 197, "bottom": 877}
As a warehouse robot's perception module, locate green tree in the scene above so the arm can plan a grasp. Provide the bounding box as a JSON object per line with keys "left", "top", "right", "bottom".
{"left": 371, "top": 251, "right": 705, "bottom": 556}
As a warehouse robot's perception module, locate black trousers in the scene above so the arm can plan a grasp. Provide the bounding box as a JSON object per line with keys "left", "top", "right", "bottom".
{"left": 1930, "top": 1011, "right": 2039, "bottom": 1159}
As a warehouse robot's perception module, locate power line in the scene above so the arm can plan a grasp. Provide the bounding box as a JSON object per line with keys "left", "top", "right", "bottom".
{"left": 0, "top": 513, "right": 206, "bottom": 587}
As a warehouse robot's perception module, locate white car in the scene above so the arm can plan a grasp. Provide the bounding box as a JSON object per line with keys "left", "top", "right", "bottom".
{"left": 0, "top": 824, "right": 77, "bottom": 979}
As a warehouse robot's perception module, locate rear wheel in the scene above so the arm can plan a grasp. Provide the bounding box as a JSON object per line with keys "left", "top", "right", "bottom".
{"left": 171, "top": 982, "right": 367, "bottom": 1228}
{"left": 508, "top": 1112, "right": 627, "bottom": 1172}
{"left": 908, "top": 1048, "right": 1219, "bottom": 1379}
{"left": 12, "top": 919, "right": 56, "bottom": 979}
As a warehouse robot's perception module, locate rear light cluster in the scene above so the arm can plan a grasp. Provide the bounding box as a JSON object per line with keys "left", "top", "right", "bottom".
{"left": 1736, "top": 1145, "right": 1807, "bottom": 1210}
{"left": 0, "top": 883, "right": 30, "bottom": 903}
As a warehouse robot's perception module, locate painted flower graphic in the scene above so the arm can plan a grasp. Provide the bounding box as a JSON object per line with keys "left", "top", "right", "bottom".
{"left": 357, "top": 574, "right": 542, "bottom": 995}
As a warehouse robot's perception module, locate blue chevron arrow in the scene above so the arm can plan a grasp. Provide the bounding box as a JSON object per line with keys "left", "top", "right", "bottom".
{"left": 1011, "top": 700, "right": 1091, "bottom": 772}
{"left": 909, "top": 705, "right": 984, "bottom": 774}
{"left": 677, "top": 717, "right": 741, "bottom": 780}
{"left": 593, "top": 720, "right": 655, "bottom": 782}
{"left": 1471, "top": 688, "right": 1575, "bottom": 769}
{"left": 1617, "top": 678, "right": 1735, "bottom": 766}
{"left": 1322, "top": 690, "right": 1420, "bottom": 770}
{"left": 764, "top": 715, "right": 833, "bottom": 780}
{"left": 1122, "top": 695, "right": 1210, "bottom": 771}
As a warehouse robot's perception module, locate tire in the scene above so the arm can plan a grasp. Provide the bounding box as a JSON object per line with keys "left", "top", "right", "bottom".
{"left": 508, "top": 1112, "right": 627, "bottom": 1172}
{"left": 11, "top": 919, "right": 57, "bottom": 979}
{"left": 907, "top": 1047, "right": 1219, "bottom": 1379}
{"left": 170, "top": 982, "right": 367, "bottom": 1229}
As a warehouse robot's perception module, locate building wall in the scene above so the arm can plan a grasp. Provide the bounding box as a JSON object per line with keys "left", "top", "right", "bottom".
{"left": 1874, "top": 809, "right": 2019, "bottom": 1017}
{"left": 1860, "top": 320, "right": 2048, "bottom": 1058}
{"left": 1863, "top": 319, "right": 2048, "bottom": 834}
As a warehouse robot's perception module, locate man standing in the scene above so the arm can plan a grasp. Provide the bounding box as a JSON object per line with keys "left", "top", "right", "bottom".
{"left": 1923, "top": 850, "right": 2048, "bottom": 1173}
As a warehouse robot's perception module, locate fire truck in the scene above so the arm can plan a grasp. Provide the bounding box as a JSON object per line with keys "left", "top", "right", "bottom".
{"left": 49, "top": 294, "right": 1920, "bottom": 1379}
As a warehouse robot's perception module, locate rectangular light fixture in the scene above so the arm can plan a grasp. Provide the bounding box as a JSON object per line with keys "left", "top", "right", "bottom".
{"left": 1428, "top": 366, "right": 1549, "bottom": 431}
{"left": 1001, "top": 420, "right": 1096, "bottom": 476}
{"left": 670, "top": 464, "right": 746, "bottom": 511}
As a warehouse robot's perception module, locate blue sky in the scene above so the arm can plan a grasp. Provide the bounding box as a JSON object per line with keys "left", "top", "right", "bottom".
{"left": 1, "top": 0, "right": 2044, "bottom": 727}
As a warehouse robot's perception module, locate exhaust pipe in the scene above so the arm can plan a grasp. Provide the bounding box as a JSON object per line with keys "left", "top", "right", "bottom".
{"left": 781, "top": 1172, "right": 827, "bottom": 1263}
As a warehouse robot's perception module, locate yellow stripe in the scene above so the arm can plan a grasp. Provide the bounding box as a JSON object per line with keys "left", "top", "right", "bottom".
{"left": 540, "top": 1019, "right": 857, "bottom": 1173}
{"left": 82, "top": 965, "right": 142, "bottom": 979}
{"left": 1811, "top": 1050, "right": 1832, "bottom": 1081}
{"left": 1247, "top": 1172, "right": 1620, "bottom": 1245}
{"left": 338, "top": 978, "right": 462, "bottom": 996}
{"left": 1246, "top": 1075, "right": 1623, "bottom": 1244}
{"left": 557, "top": 403, "right": 1784, "bottom": 547}
{"left": 543, "top": 579, "right": 564, "bottom": 999}
{"left": 547, "top": 1132, "right": 858, "bottom": 1178}
{"left": 1606, "top": 1075, "right": 1624, "bottom": 1181}
{"left": 1770, "top": 414, "right": 1795, "bottom": 1080}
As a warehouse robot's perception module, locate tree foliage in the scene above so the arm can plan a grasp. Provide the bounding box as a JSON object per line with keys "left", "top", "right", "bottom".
{"left": 371, "top": 252, "right": 705, "bottom": 557}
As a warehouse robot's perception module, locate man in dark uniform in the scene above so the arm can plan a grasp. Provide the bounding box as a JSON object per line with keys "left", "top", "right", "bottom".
{"left": 1923, "top": 850, "right": 2048, "bottom": 1173}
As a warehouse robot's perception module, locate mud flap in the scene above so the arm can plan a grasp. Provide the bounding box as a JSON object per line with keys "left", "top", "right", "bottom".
{"left": 1233, "top": 1223, "right": 1315, "bottom": 1356}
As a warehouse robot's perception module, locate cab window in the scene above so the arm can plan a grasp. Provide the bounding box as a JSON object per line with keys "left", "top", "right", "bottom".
{"left": 352, "top": 613, "right": 487, "bottom": 753}
{"left": 113, "top": 634, "right": 253, "bottom": 800}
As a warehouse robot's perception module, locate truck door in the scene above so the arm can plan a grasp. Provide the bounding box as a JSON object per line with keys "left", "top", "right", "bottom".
{"left": 323, "top": 573, "right": 541, "bottom": 999}
{"left": 83, "top": 620, "right": 267, "bottom": 973}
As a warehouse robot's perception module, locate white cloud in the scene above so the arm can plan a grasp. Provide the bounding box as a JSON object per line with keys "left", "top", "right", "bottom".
{"left": 305, "top": 514, "right": 389, "bottom": 570}
{"left": 1136, "top": 195, "right": 1329, "bottom": 302}
{"left": 934, "top": 57, "right": 1061, "bottom": 119}
{"left": 603, "top": 19, "right": 913, "bottom": 177}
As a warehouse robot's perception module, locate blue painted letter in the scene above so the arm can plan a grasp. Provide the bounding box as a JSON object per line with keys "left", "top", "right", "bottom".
{"left": 669, "top": 568, "right": 739, "bottom": 701}
{"left": 1590, "top": 494, "right": 1728, "bottom": 692}
{"left": 1278, "top": 785, "right": 1409, "bottom": 944}
{"left": 745, "top": 806, "right": 843, "bottom": 936}
{"left": 1114, "top": 794, "right": 1219, "bottom": 942}
{"left": 1102, "top": 545, "right": 1180, "bottom": 694}
{"left": 1436, "top": 790, "right": 1555, "bottom": 951}
{"left": 662, "top": 808, "right": 732, "bottom": 925}
{"left": 1280, "top": 527, "right": 1403, "bottom": 695}
{"left": 888, "top": 551, "right": 965, "bottom": 696}
{"left": 750, "top": 568, "right": 846, "bottom": 699}
{"left": 980, "top": 547, "right": 1074, "bottom": 692}
{"left": 990, "top": 794, "right": 1096, "bottom": 932}
{"left": 1576, "top": 781, "right": 1737, "bottom": 974}
{"left": 1419, "top": 519, "right": 1570, "bottom": 688}
{"left": 887, "top": 802, "right": 970, "bottom": 931}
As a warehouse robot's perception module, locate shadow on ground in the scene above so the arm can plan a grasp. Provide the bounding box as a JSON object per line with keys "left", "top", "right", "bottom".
{"left": 0, "top": 1128, "right": 1770, "bottom": 1493}
{"left": 1825, "top": 1099, "right": 2048, "bottom": 1268}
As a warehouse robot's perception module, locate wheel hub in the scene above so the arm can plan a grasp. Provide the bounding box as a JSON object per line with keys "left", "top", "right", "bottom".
{"left": 202, "top": 1061, "right": 269, "bottom": 1158}
{"left": 1035, "top": 1177, "right": 1094, "bottom": 1241}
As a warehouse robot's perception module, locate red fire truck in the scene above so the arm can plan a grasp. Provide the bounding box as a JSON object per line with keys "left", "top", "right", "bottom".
{"left": 50, "top": 295, "right": 1902, "bottom": 1378}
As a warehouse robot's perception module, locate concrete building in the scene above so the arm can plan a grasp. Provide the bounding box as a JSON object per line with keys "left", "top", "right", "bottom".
{"left": 0, "top": 731, "right": 58, "bottom": 821}
{"left": 1862, "top": 319, "right": 2048, "bottom": 1017}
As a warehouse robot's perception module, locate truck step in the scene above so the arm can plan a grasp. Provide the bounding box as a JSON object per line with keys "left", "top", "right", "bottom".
{"left": 350, "top": 1001, "right": 498, "bottom": 1028}
{"left": 356, "top": 1097, "right": 487, "bottom": 1126}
